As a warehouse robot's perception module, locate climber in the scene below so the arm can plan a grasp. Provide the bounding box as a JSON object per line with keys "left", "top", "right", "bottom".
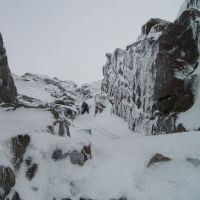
{"left": 81, "top": 101, "right": 89, "bottom": 114}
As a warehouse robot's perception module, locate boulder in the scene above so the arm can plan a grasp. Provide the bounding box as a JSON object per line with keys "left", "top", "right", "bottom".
{"left": 52, "top": 149, "right": 63, "bottom": 161}
{"left": 52, "top": 149, "right": 69, "bottom": 161}
{"left": 69, "top": 150, "right": 85, "bottom": 166}
{"left": 147, "top": 153, "right": 172, "bottom": 167}
{"left": 69, "top": 145, "right": 92, "bottom": 166}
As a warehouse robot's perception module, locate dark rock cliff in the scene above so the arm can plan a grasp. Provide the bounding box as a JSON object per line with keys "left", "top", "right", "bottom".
{"left": 0, "top": 32, "right": 17, "bottom": 103}
{"left": 102, "top": 3, "right": 200, "bottom": 134}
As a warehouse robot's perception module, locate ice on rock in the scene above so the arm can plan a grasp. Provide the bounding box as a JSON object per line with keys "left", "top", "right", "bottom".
{"left": 102, "top": 8, "right": 200, "bottom": 134}
{"left": 0, "top": 1, "right": 200, "bottom": 199}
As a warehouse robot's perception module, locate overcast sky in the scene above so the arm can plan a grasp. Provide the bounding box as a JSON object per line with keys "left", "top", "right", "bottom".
{"left": 0, "top": 0, "right": 184, "bottom": 84}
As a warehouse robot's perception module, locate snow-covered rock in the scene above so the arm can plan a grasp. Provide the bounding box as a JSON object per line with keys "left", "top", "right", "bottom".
{"left": 11, "top": 73, "right": 79, "bottom": 137}
{"left": 1, "top": 121, "right": 200, "bottom": 199}
{"left": 1, "top": 1, "right": 200, "bottom": 199}
{"left": 76, "top": 81, "right": 102, "bottom": 101}
{"left": 14, "top": 73, "right": 76, "bottom": 104}
{"left": 102, "top": 2, "right": 200, "bottom": 134}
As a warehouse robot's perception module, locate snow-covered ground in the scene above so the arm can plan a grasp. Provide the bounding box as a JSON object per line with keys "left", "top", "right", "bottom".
{"left": 14, "top": 73, "right": 76, "bottom": 103}
{"left": 0, "top": 107, "right": 53, "bottom": 134}
{"left": 0, "top": 97, "right": 200, "bottom": 200}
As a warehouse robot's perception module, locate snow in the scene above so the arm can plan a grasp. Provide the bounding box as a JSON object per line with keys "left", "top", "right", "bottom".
{"left": 13, "top": 128, "right": 200, "bottom": 200}
{"left": 0, "top": 96, "right": 200, "bottom": 199}
{"left": 72, "top": 99, "right": 134, "bottom": 139}
{"left": 1, "top": 1, "right": 200, "bottom": 198}
{"left": 0, "top": 107, "right": 53, "bottom": 134}
{"left": 14, "top": 74, "right": 55, "bottom": 102}
{"left": 14, "top": 74, "right": 76, "bottom": 103}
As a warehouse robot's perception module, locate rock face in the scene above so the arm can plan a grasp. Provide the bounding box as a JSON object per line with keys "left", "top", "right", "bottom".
{"left": 0, "top": 32, "right": 17, "bottom": 103}
{"left": 102, "top": 6, "right": 200, "bottom": 134}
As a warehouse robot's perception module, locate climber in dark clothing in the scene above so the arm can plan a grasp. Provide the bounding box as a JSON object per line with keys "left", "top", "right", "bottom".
{"left": 81, "top": 102, "right": 89, "bottom": 114}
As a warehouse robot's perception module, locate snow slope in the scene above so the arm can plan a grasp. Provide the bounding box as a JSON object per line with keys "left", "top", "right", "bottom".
{"left": 0, "top": 97, "right": 200, "bottom": 200}
{"left": 1, "top": 0, "right": 200, "bottom": 198}
{"left": 14, "top": 73, "right": 76, "bottom": 103}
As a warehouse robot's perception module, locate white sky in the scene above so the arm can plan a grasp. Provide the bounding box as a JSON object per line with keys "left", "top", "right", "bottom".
{"left": 0, "top": 0, "right": 184, "bottom": 84}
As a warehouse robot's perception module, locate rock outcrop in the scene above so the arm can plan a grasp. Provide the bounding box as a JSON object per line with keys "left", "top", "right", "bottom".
{"left": 26, "top": 163, "right": 38, "bottom": 180}
{"left": 147, "top": 153, "right": 172, "bottom": 167}
{"left": 14, "top": 73, "right": 78, "bottom": 137}
{"left": 95, "top": 94, "right": 106, "bottom": 114}
{"left": 102, "top": 5, "right": 200, "bottom": 134}
{"left": 0, "top": 135, "right": 30, "bottom": 199}
{"left": 12, "top": 192, "right": 21, "bottom": 200}
{"left": 11, "top": 135, "right": 30, "bottom": 170}
{"left": 0, "top": 32, "right": 17, "bottom": 103}
{"left": 0, "top": 166, "right": 16, "bottom": 198}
